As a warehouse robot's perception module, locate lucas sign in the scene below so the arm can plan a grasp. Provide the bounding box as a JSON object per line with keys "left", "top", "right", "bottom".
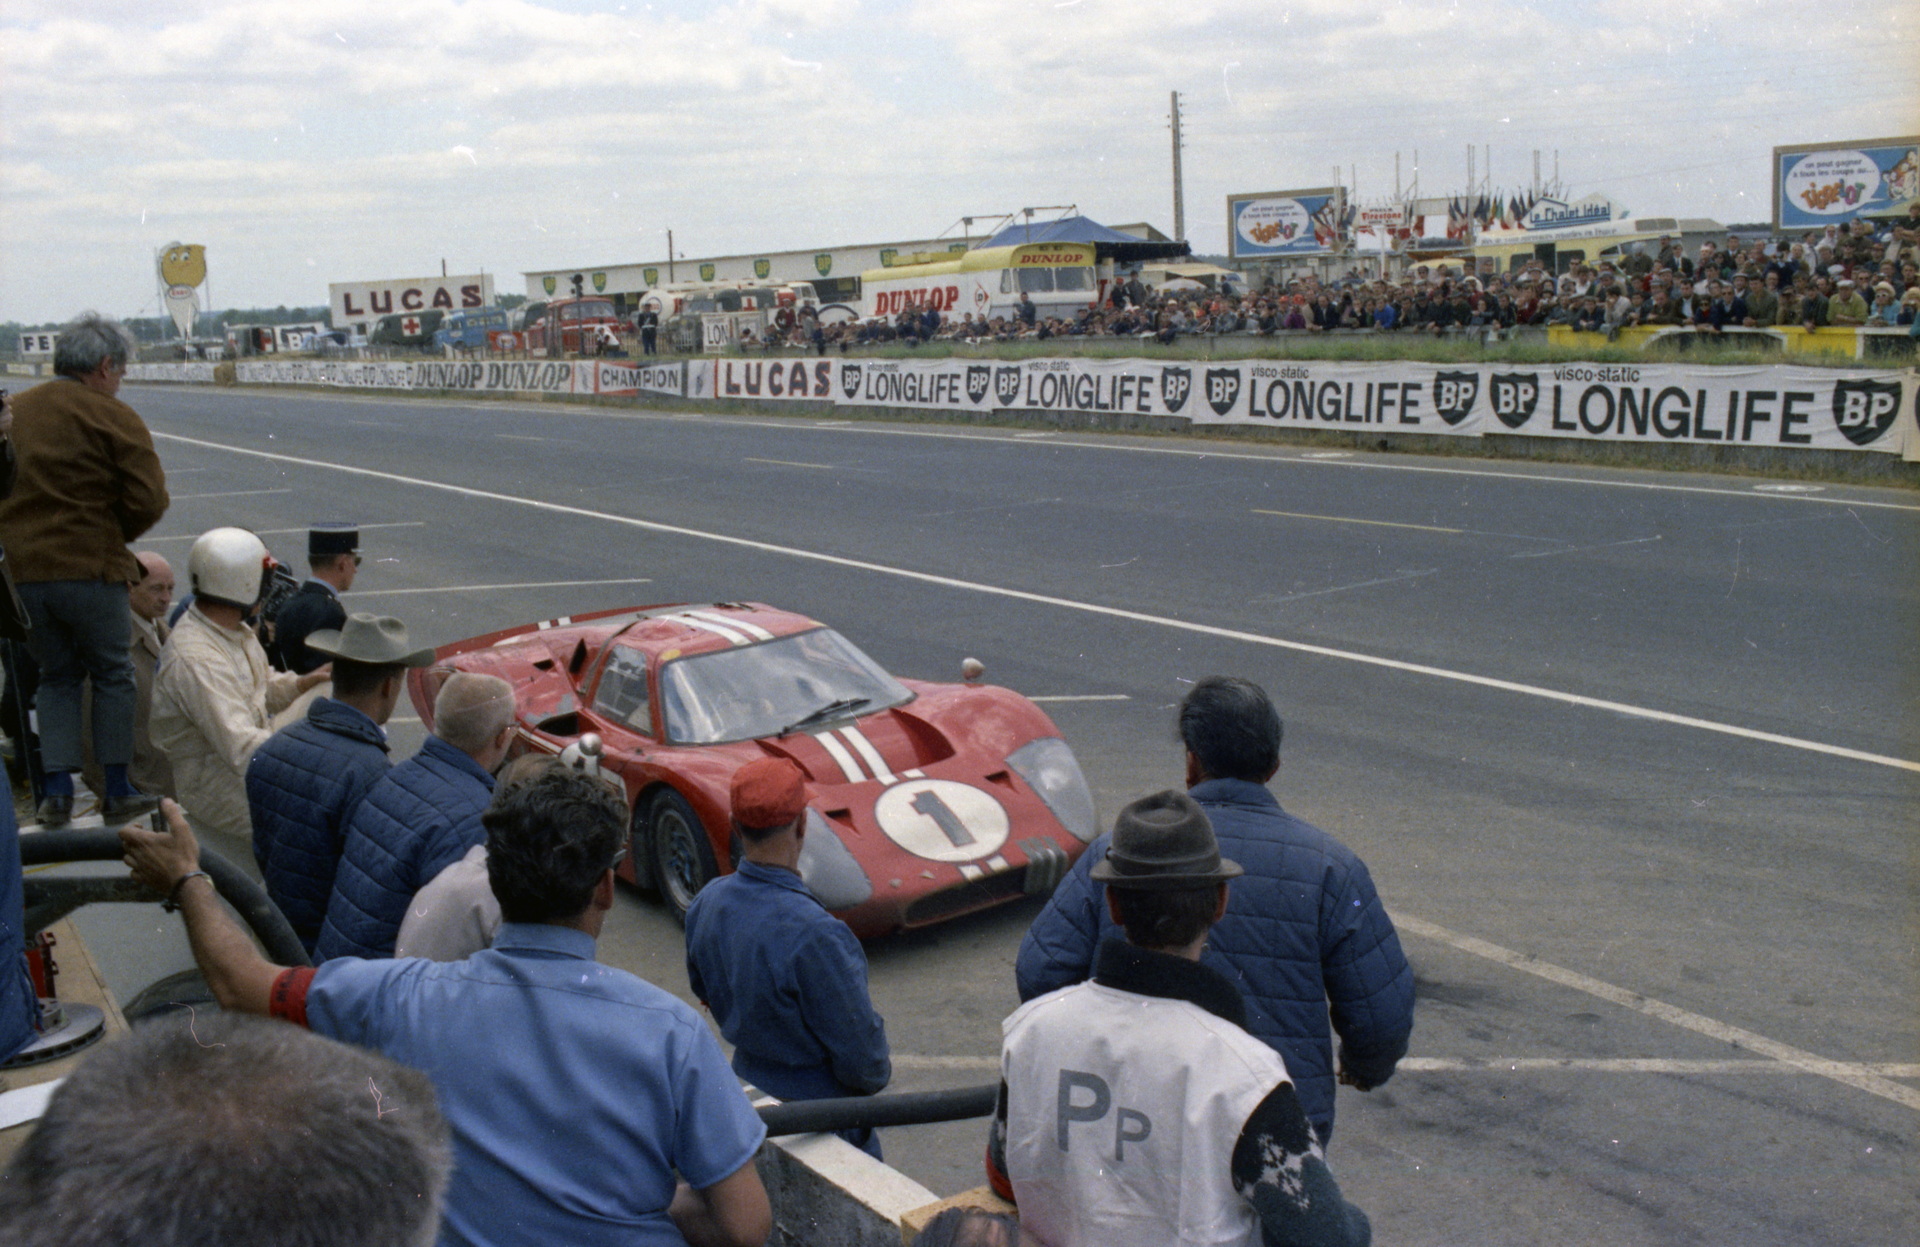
{"left": 329, "top": 274, "right": 495, "bottom": 329}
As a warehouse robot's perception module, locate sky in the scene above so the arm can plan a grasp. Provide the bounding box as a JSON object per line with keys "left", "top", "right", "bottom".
{"left": 2, "top": 0, "right": 1915, "bottom": 325}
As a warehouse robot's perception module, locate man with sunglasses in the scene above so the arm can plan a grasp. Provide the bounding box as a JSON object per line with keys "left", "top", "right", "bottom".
{"left": 268, "top": 523, "right": 361, "bottom": 674}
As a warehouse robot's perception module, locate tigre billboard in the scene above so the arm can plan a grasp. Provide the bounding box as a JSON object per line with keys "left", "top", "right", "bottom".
{"left": 1773, "top": 137, "right": 1920, "bottom": 231}
{"left": 1227, "top": 188, "right": 1346, "bottom": 259}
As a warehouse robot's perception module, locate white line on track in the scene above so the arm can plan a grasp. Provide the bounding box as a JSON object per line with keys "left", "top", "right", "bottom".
{"left": 167, "top": 488, "right": 293, "bottom": 500}
{"left": 1029, "top": 694, "right": 1132, "bottom": 703}
{"left": 141, "top": 521, "right": 428, "bottom": 544}
{"left": 149, "top": 431, "right": 1920, "bottom": 775}
{"left": 353, "top": 577, "right": 653, "bottom": 597}
{"left": 1397, "top": 1058, "right": 1920, "bottom": 1076}
{"left": 1253, "top": 569, "right": 1439, "bottom": 603}
{"left": 1394, "top": 913, "right": 1920, "bottom": 1112}
{"left": 886, "top": 1054, "right": 1920, "bottom": 1078}
{"left": 1509, "top": 534, "right": 1665, "bottom": 559}
{"left": 743, "top": 457, "right": 838, "bottom": 470}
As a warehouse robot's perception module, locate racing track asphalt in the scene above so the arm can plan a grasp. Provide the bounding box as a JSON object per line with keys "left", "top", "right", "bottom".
{"left": 100, "top": 384, "right": 1919, "bottom": 1245}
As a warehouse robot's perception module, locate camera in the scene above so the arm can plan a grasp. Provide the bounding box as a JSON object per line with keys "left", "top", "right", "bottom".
{"left": 257, "top": 557, "right": 302, "bottom": 625}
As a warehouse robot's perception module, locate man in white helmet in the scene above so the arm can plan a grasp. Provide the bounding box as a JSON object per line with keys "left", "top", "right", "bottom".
{"left": 152, "top": 529, "right": 330, "bottom": 857}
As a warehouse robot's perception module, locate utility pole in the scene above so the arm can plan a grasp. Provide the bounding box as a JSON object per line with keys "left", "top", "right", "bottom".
{"left": 667, "top": 229, "right": 675, "bottom": 283}
{"left": 1395, "top": 152, "right": 1401, "bottom": 200}
{"left": 1169, "top": 91, "right": 1186, "bottom": 243}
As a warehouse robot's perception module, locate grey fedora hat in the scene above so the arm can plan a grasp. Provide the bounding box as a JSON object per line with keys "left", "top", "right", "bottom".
{"left": 1090, "top": 789, "right": 1243, "bottom": 891}
{"left": 305, "top": 613, "right": 435, "bottom": 667}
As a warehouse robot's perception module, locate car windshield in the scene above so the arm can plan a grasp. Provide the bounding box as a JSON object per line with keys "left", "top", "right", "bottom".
{"left": 657, "top": 628, "right": 911, "bottom": 744}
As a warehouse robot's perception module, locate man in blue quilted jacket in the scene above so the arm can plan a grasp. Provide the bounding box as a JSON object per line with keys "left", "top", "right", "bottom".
{"left": 315, "top": 672, "right": 512, "bottom": 961}
{"left": 246, "top": 614, "right": 434, "bottom": 955}
{"left": 1016, "top": 675, "right": 1413, "bottom": 1144}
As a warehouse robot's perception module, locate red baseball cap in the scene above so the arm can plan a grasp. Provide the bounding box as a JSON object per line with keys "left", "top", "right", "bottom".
{"left": 731, "top": 757, "right": 807, "bottom": 830}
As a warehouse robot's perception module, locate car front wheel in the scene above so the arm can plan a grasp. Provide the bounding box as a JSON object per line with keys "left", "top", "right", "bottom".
{"left": 649, "top": 788, "right": 718, "bottom": 923}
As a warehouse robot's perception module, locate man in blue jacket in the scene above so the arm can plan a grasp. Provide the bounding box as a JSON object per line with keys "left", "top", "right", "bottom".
{"left": 684, "top": 756, "right": 891, "bottom": 1157}
{"left": 315, "top": 672, "right": 513, "bottom": 961}
{"left": 246, "top": 614, "right": 434, "bottom": 955}
{"left": 1016, "top": 675, "right": 1414, "bottom": 1145}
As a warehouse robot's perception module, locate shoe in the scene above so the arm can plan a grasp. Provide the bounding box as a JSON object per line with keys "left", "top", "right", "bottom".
{"left": 34, "top": 794, "right": 73, "bottom": 828}
{"left": 101, "top": 792, "right": 162, "bottom": 826}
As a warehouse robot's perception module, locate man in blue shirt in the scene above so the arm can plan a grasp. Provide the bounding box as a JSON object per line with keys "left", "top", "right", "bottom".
{"left": 122, "top": 770, "right": 772, "bottom": 1247}
{"left": 685, "top": 757, "right": 892, "bottom": 1156}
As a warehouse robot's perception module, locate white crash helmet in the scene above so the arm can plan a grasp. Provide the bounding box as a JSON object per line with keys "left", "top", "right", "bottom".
{"left": 187, "top": 527, "right": 270, "bottom": 608}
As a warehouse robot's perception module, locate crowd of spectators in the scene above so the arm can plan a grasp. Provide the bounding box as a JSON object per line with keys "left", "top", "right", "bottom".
{"left": 743, "top": 207, "right": 1920, "bottom": 351}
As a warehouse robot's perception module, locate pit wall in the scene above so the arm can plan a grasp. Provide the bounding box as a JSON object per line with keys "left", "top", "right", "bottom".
{"left": 191, "top": 355, "right": 1920, "bottom": 461}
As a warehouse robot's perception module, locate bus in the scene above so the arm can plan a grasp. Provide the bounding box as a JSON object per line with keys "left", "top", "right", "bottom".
{"left": 859, "top": 243, "right": 1099, "bottom": 324}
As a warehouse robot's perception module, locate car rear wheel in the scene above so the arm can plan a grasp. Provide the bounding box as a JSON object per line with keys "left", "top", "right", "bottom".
{"left": 649, "top": 789, "right": 717, "bottom": 923}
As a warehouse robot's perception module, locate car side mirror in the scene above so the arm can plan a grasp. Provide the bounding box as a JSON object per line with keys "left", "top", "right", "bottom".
{"left": 961, "top": 657, "right": 984, "bottom": 684}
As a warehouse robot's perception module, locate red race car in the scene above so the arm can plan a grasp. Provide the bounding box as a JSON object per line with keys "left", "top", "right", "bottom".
{"left": 406, "top": 601, "right": 1098, "bottom": 938}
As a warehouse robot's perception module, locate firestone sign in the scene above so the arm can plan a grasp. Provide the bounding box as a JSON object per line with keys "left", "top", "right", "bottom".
{"left": 329, "top": 274, "right": 495, "bottom": 329}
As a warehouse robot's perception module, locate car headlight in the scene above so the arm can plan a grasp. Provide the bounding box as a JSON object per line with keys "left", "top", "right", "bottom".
{"left": 798, "top": 809, "right": 873, "bottom": 909}
{"left": 1006, "top": 737, "right": 1097, "bottom": 842}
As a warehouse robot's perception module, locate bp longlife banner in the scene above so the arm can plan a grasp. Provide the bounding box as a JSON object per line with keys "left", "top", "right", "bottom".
{"left": 1470, "top": 362, "right": 1907, "bottom": 452}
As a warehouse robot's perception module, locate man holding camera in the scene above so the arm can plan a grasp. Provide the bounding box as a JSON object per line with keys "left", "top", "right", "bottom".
{"left": 153, "top": 528, "right": 330, "bottom": 855}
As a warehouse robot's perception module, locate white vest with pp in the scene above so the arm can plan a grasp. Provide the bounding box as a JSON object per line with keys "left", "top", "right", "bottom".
{"left": 1001, "top": 980, "right": 1293, "bottom": 1247}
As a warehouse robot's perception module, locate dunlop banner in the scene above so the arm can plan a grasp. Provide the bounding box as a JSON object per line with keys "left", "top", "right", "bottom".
{"left": 126, "top": 362, "right": 219, "bottom": 383}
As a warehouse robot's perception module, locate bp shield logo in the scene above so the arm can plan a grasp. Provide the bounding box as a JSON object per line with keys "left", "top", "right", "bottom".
{"left": 879, "top": 249, "right": 899, "bottom": 268}
{"left": 643, "top": 267, "right": 659, "bottom": 286}
{"left": 1830, "top": 378, "right": 1901, "bottom": 445}
{"left": 1204, "top": 368, "right": 1241, "bottom": 417}
{"left": 699, "top": 263, "right": 716, "bottom": 281}
{"left": 966, "top": 366, "right": 991, "bottom": 405}
{"left": 1489, "top": 372, "right": 1542, "bottom": 429}
{"left": 541, "top": 275, "right": 557, "bottom": 295}
{"left": 840, "top": 364, "right": 862, "bottom": 400}
{"left": 591, "top": 272, "right": 607, "bottom": 293}
{"left": 814, "top": 254, "right": 832, "bottom": 277}
{"left": 1431, "top": 371, "right": 1480, "bottom": 426}
{"left": 994, "top": 366, "right": 1021, "bottom": 406}
{"left": 1160, "top": 367, "right": 1192, "bottom": 413}
{"left": 753, "top": 258, "right": 771, "bottom": 279}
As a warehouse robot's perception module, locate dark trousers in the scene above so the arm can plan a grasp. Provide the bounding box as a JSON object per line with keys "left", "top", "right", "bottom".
{"left": 641, "top": 328, "right": 657, "bottom": 355}
{"left": 18, "top": 580, "right": 134, "bottom": 771}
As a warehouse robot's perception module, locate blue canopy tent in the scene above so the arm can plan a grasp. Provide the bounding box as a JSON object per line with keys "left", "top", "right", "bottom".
{"left": 977, "top": 215, "right": 1190, "bottom": 264}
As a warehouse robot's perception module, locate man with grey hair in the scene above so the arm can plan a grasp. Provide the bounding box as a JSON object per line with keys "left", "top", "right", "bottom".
{"left": 0, "top": 1011, "right": 451, "bottom": 1247}
{"left": 0, "top": 312, "right": 169, "bottom": 826}
{"left": 316, "top": 672, "right": 513, "bottom": 960}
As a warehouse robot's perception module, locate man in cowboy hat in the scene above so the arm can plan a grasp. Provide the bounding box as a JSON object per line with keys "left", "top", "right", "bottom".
{"left": 988, "top": 790, "right": 1372, "bottom": 1247}
{"left": 246, "top": 613, "right": 435, "bottom": 955}
{"left": 268, "top": 522, "right": 360, "bottom": 674}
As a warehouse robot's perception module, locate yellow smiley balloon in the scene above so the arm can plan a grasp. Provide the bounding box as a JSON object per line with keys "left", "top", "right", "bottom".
{"left": 159, "top": 243, "right": 206, "bottom": 288}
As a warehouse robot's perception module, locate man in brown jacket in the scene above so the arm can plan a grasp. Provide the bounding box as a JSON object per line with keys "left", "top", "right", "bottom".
{"left": 0, "top": 313, "right": 169, "bottom": 825}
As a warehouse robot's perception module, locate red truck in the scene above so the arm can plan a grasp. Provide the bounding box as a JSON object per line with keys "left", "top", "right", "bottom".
{"left": 524, "top": 296, "right": 623, "bottom": 355}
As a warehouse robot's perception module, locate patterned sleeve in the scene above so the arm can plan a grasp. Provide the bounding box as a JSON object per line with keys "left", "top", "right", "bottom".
{"left": 1231, "top": 1082, "right": 1371, "bottom": 1247}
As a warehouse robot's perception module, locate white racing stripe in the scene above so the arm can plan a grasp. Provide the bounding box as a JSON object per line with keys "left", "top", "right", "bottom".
{"left": 671, "top": 613, "right": 752, "bottom": 646}
{"left": 887, "top": 1055, "right": 1920, "bottom": 1076}
{"left": 149, "top": 431, "right": 1920, "bottom": 775}
{"left": 811, "top": 731, "right": 863, "bottom": 783}
{"left": 687, "top": 609, "right": 775, "bottom": 642}
{"left": 837, "top": 726, "right": 895, "bottom": 784}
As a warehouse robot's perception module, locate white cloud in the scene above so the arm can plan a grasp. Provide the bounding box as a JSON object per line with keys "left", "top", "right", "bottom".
{"left": 0, "top": 0, "right": 1914, "bottom": 322}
